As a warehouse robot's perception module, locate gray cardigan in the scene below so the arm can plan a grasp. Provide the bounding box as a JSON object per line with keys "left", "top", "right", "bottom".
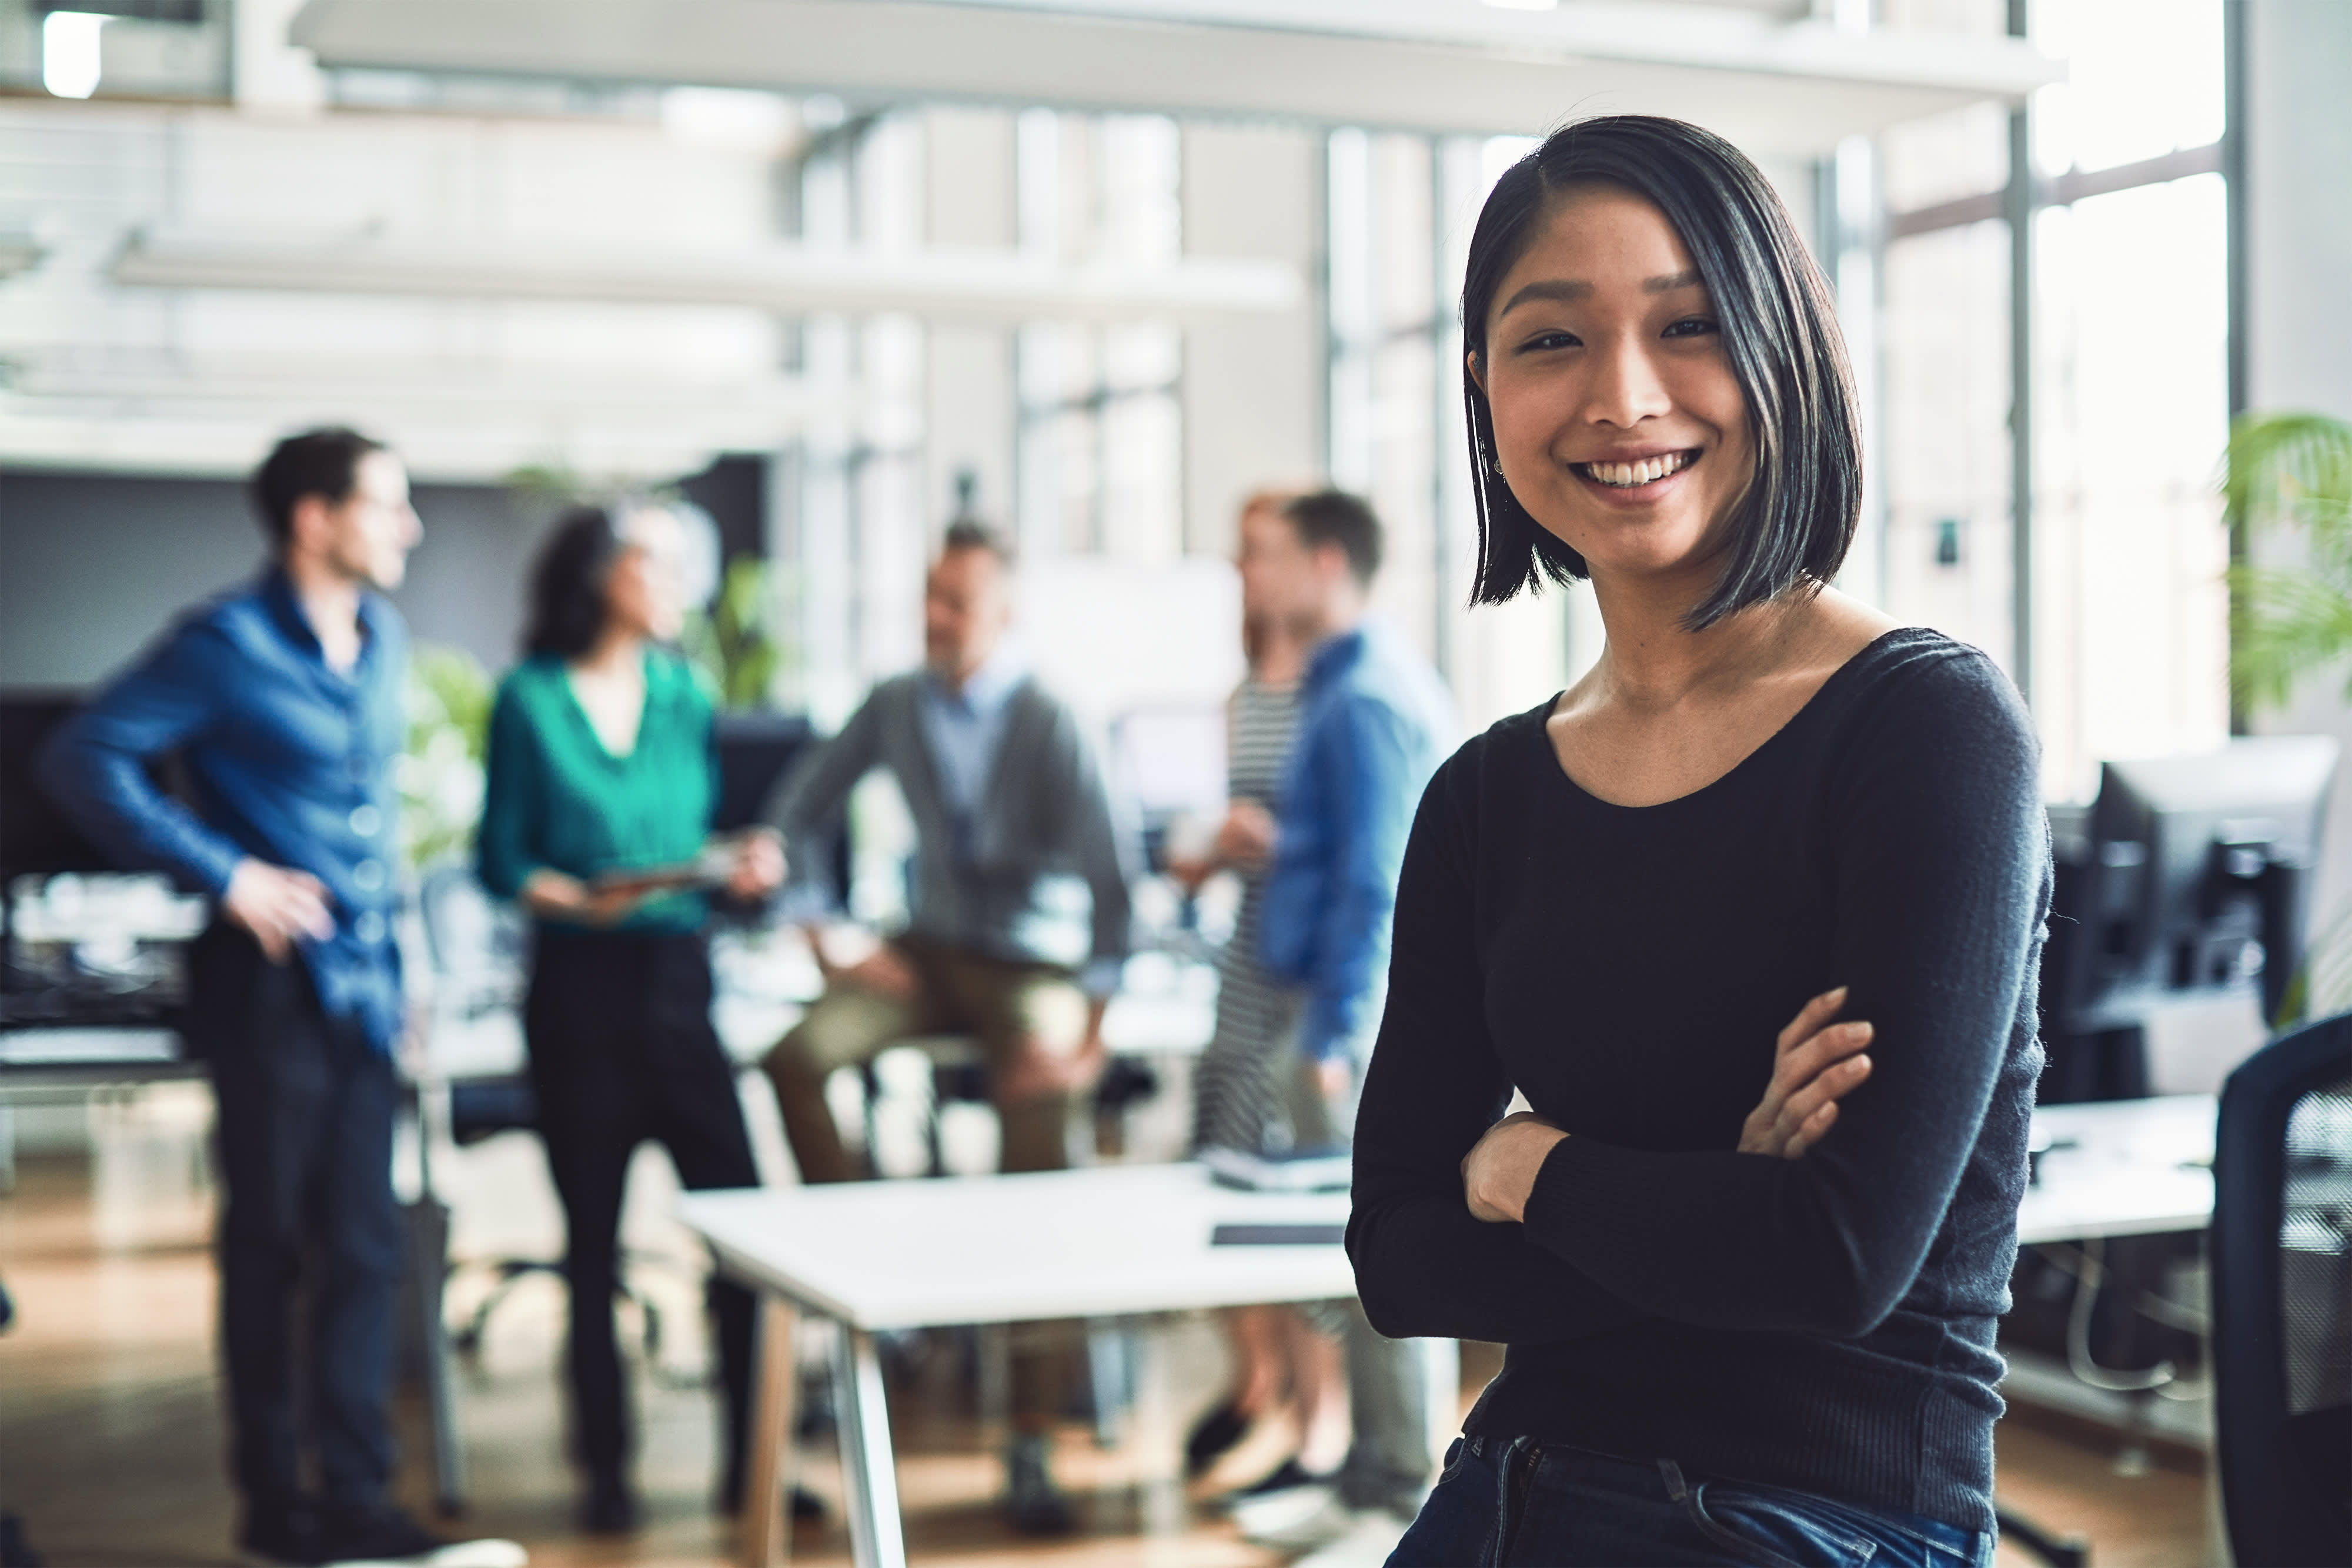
{"left": 766, "top": 671, "right": 1135, "bottom": 987}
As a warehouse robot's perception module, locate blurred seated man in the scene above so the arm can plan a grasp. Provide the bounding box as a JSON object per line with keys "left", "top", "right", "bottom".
{"left": 760, "top": 517, "right": 1134, "bottom": 1534}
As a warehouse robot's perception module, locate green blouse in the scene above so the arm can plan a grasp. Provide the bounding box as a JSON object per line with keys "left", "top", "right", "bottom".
{"left": 477, "top": 650, "right": 714, "bottom": 932}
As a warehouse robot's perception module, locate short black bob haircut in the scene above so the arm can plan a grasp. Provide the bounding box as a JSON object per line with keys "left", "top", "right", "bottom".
{"left": 250, "top": 426, "right": 387, "bottom": 549}
{"left": 1280, "top": 489, "right": 1384, "bottom": 587}
{"left": 1461, "top": 116, "right": 1861, "bottom": 630}
{"left": 524, "top": 503, "right": 630, "bottom": 661}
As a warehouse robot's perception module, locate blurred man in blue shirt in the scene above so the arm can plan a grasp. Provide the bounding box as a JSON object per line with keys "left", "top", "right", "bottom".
{"left": 39, "top": 429, "right": 521, "bottom": 1568}
{"left": 1223, "top": 489, "right": 1454, "bottom": 1554}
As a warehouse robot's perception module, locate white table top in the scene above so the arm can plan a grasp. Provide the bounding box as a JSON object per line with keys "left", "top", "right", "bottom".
{"left": 681, "top": 1096, "right": 2224, "bottom": 1331}
{"left": 679, "top": 1162, "right": 1354, "bottom": 1330}
{"left": 2017, "top": 1094, "right": 2216, "bottom": 1245}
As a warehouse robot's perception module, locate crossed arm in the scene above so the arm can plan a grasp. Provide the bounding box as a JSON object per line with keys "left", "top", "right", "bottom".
{"left": 1348, "top": 671, "right": 2046, "bottom": 1347}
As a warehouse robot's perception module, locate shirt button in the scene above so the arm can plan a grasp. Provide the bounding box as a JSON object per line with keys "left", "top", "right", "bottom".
{"left": 354, "top": 911, "right": 386, "bottom": 945}
{"left": 353, "top": 859, "right": 386, "bottom": 892}
{"left": 350, "top": 805, "right": 383, "bottom": 837}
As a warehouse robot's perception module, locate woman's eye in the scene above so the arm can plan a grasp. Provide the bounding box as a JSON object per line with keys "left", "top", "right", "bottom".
{"left": 1662, "top": 317, "right": 1720, "bottom": 339}
{"left": 1515, "top": 330, "right": 1582, "bottom": 353}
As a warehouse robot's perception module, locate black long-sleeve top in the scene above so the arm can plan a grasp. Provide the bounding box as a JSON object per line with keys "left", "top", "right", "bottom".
{"left": 1347, "top": 628, "right": 2049, "bottom": 1534}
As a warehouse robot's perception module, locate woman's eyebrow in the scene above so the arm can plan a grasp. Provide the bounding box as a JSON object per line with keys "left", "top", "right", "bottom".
{"left": 1497, "top": 278, "right": 1591, "bottom": 317}
{"left": 1496, "top": 269, "right": 1706, "bottom": 319}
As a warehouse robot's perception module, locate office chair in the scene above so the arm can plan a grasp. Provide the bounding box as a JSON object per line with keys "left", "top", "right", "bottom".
{"left": 2213, "top": 1011, "right": 2352, "bottom": 1568}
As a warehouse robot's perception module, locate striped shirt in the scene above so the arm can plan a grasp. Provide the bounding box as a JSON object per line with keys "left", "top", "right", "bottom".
{"left": 1191, "top": 676, "right": 1305, "bottom": 1155}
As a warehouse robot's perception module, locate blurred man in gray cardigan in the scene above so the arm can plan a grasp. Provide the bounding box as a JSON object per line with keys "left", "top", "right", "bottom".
{"left": 761, "top": 518, "right": 1135, "bottom": 1534}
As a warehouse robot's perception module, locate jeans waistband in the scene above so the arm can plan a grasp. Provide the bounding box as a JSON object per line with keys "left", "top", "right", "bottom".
{"left": 1460, "top": 1435, "right": 1980, "bottom": 1559}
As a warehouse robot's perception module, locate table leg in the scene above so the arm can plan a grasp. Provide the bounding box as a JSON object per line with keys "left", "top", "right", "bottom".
{"left": 831, "top": 1325, "right": 907, "bottom": 1568}
{"left": 740, "top": 1295, "right": 799, "bottom": 1568}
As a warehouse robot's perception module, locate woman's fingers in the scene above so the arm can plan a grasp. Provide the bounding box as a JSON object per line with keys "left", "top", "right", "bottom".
{"left": 1775, "top": 986, "right": 1849, "bottom": 1055}
{"left": 1773, "top": 1019, "right": 1873, "bottom": 1098}
{"left": 1780, "top": 1099, "right": 1842, "bottom": 1161}
{"left": 1774, "top": 1053, "right": 1872, "bottom": 1145}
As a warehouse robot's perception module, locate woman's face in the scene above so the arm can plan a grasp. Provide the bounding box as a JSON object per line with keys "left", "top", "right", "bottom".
{"left": 604, "top": 507, "right": 689, "bottom": 644}
{"left": 1475, "top": 183, "right": 1755, "bottom": 590}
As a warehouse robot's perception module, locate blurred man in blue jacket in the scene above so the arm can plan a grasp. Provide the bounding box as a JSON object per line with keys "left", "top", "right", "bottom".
{"left": 1222, "top": 489, "right": 1454, "bottom": 1553}
{"left": 39, "top": 429, "right": 521, "bottom": 1568}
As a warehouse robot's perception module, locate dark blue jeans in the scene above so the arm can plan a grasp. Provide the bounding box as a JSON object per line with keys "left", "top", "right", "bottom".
{"left": 1390, "top": 1435, "right": 1993, "bottom": 1568}
{"left": 193, "top": 924, "right": 405, "bottom": 1508}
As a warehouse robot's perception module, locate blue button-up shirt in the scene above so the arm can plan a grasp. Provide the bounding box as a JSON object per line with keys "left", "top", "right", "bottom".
{"left": 1258, "top": 623, "right": 1455, "bottom": 1064}
{"left": 38, "top": 569, "right": 410, "bottom": 1052}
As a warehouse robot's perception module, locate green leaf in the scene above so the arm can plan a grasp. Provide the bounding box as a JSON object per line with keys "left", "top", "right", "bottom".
{"left": 2227, "top": 564, "right": 2352, "bottom": 712}
{"left": 2226, "top": 410, "right": 2352, "bottom": 716}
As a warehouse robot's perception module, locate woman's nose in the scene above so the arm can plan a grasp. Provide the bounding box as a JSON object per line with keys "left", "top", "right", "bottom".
{"left": 1583, "top": 333, "right": 1673, "bottom": 429}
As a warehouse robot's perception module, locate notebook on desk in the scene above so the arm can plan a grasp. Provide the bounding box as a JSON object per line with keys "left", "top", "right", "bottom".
{"left": 1199, "top": 1145, "right": 1351, "bottom": 1193}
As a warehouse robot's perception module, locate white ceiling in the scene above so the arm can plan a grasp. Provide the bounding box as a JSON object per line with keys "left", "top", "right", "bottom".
{"left": 288, "top": 0, "right": 2059, "bottom": 155}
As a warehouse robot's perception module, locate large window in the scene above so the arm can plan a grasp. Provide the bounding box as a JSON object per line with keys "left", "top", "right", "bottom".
{"left": 1879, "top": 0, "right": 2231, "bottom": 797}
{"left": 1014, "top": 111, "right": 1185, "bottom": 563}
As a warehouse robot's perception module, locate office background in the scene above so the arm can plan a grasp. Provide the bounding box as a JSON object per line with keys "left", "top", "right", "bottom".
{"left": 2, "top": 3, "right": 2348, "bottom": 1566}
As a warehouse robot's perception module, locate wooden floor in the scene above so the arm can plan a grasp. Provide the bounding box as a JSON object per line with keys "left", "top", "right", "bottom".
{"left": 0, "top": 1088, "right": 2223, "bottom": 1567}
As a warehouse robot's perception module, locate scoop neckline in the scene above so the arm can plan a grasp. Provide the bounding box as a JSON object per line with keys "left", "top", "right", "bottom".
{"left": 1534, "top": 626, "right": 1928, "bottom": 813}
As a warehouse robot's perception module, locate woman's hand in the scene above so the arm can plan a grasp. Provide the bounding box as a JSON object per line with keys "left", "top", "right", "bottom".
{"left": 1459, "top": 988, "right": 1875, "bottom": 1225}
{"left": 1214, "top": 801, "right": 1278, "bottom": 874}
{"left": 520, "top": 868, "right": 644, "bottom": 928}
{"left": 1461, "top": 1111, "right": 1569, "bottom": 1223}
{"left": 723, "top": 828, "right": 786, "bottom": 901}
{"left": 1738, "top": 986, "right": 1874, "bottom": 1159}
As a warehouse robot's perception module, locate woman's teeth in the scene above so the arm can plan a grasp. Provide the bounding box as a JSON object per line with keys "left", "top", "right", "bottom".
{"left": 1580, "top": 452, "right": 1692, "bottom": 487}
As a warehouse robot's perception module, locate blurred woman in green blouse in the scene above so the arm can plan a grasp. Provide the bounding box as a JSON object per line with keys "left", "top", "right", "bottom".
{"left": 478, "top": 502, "right": 782, "bottom": 1533}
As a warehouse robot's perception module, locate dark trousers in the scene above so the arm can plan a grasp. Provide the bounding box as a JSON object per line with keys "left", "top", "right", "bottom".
{"left": 523, "top": 928, "right": 760, "bottom": 1495}
{"left": 189, "top": 923, "right": 405, "bottom": 1509}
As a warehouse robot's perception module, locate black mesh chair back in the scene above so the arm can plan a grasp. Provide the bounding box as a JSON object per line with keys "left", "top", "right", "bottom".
{"left": 2214, "top": 1011, "right": 2352, "bottom": 1568}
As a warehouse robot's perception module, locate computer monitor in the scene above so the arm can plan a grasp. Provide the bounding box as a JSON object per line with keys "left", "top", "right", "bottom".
{"left": 0, "top": 690, "right": 119, "bottom": 880}
{"left": 2042, "top": 735, "right": 2338, "bottom": 1100}
{"left": 710, "top": 710, "right": 848, "bottom": 914}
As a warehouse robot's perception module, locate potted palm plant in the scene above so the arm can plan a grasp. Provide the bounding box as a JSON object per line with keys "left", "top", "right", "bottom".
{"left": 2227, "top": 410, "right": 2352, "bottom": 1022}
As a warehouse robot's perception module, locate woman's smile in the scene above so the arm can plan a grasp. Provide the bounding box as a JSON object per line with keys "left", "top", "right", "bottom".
{"left": 1571, "top": 446, "right": 1702, "bottom": 499}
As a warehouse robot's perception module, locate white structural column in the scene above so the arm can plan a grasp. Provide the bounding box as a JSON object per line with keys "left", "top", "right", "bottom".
{"left": 1178, "top": 121, "right": 1325, "bottom": 559}
{"left": 2242, "top": 0, "right": 2352, "bottom": 922}
{"left": 923, "top": 106, "right": 1021, "bottom": 526}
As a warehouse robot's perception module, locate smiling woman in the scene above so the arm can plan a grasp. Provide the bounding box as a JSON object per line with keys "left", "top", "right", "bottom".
{"left": 1348, "top": 116, "right": 2050, "bottom": 1568}
{"left": 1460, "top": 116, "right": 1860, "bottom": 631}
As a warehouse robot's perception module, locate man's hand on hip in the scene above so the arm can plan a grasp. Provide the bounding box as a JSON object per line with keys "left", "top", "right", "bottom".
{"left": 222, "top": 858, "right": 335, "bottom": 964}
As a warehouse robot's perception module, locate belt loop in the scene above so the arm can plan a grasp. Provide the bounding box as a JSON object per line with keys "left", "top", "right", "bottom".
{"left": 1656, "top": 1457, "right": 1691, "bottom": 1504}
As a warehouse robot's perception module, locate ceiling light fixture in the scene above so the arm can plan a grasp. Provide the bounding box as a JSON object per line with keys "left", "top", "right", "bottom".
{"left": 42, "top": 11, "right": 107, "bottom": 99}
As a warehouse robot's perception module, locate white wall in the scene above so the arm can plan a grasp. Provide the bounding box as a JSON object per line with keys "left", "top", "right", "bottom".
{"left": 2243, "top": 0, "right": 2352, "bottom": 923}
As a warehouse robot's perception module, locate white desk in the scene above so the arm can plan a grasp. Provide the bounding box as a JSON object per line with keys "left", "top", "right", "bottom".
{"left": 677, "top": 1163, "right": 1352, "bottom": 1568}
{"left": 2017, "top": 1094, "right": 2217, "bottom": 1245}
{"left": 683, "top": 1097, "right": 2225, "bottom": 1568}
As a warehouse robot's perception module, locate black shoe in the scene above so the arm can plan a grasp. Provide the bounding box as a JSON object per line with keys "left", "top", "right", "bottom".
{"left": 237, "top": 1496, "right": 322, "bottom": 1566}
{"left": 1182, "top": 1400, "right": 1250, "bottom": 1478}
{"left": 581, "top": 1474, "right": 641, "bottom": 1535}
{"left": 1237, "top": 1457, "right": 1326, "bottom": 1497}
{"left": 312, "top": 1500, "right": 526, "bottom": 1567}
{"left": 1004, "top": 1436, "right": 1075, "bottom": 1537}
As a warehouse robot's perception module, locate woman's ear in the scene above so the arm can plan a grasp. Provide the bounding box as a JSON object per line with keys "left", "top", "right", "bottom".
{"left": 1465, "top": 349, "right": 1488, "bottom": 397}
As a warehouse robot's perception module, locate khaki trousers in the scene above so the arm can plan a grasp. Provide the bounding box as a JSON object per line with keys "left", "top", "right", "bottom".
{"left": 761, "top": 934, "right": 1090, "bottom": 1425}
